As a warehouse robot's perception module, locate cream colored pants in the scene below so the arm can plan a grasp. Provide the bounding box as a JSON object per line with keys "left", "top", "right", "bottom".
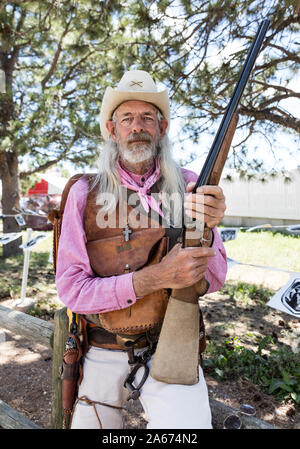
{"left": 70, "top": 346, "right": 212, "bottom": 429}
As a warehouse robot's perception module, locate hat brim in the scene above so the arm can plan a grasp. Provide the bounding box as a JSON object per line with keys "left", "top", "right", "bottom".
{"left": 99, "top": 87, "right": 170, "bottom": 141}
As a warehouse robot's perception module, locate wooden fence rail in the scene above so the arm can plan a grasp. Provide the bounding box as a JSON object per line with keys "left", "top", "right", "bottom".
{"left": 0, "top": 304, "right": 54, "bottom": 349}
{"left": 0, "top": 305, "right": 277, "bottom": 430}
{"left": 0, "top": 399, "right": 41, "bottom": 429}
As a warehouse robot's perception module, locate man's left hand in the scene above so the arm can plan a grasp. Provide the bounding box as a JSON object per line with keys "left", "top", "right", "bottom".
{"left": 184, "top": 182, "right": 226, "bottom": 229}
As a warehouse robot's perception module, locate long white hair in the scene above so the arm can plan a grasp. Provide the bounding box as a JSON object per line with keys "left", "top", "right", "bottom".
{"left": 90, "top": 132, "right": 186, "bottom": 226}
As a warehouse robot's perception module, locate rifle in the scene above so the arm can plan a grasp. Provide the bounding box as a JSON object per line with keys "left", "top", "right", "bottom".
{"left": 150, "top": 19, "right": 270, "bottom": 385}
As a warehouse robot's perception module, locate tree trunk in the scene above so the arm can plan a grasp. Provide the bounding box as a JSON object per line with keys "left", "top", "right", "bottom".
{"left": 0, "top": 150, "right": 22, "bottom": 257}
{"left": 0, "top": 47, "right": 23, "bottom": 257}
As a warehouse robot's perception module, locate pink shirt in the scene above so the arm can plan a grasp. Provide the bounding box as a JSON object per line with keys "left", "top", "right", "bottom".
{"left": 55, "top": 168, "right": 227, "bottom": 314}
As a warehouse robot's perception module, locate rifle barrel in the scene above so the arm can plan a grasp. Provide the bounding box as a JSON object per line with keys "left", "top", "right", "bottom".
{"left": 193, "top": 19, "right": 270, "bottom": 192}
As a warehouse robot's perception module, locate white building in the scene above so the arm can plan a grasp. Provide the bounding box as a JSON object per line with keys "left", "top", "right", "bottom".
{"left": 219, "top": 169, "right": 300, "bottom": 227}
{"left": 186, "top": 158, "right": 300, "bottom": 226}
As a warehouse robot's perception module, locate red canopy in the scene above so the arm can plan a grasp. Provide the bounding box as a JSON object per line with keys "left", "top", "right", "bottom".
{"left": 27, "top": 179, "right": 48, "bottom": 195}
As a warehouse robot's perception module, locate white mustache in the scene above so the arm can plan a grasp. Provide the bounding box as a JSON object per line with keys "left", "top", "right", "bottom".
{"left": 126, "top": 132, "right": 152, "bottom": 144}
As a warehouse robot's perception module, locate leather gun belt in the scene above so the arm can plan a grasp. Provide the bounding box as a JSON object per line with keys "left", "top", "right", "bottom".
{"left": 81, "top": 316, "right": 160, "bottom": 352}
{"left": 80, "top": 314, "right": 206, "bottom": 354}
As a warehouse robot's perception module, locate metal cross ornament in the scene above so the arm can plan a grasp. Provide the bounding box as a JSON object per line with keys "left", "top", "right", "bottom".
{"left": 123, "top": 225, "right": 132, "bottom": 242}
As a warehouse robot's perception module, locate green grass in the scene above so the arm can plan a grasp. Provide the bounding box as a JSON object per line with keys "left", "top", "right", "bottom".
{"left": 220, "top": 282, "right": 273, "bottom": 305}
{"left": 224, "top": 230, "right": 300, "bottom": 272}
{"left": 205, "top": 336, "right": 300, "bottom": 405}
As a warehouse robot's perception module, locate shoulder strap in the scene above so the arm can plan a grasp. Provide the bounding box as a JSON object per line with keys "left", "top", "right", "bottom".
{"left": 60, "top": 173, "right": 86, "bottom": 215}
{"left": 48, "top": 172, "right": 97, "bottom": 271}
{"left": 49, "top": 173, "right": 97, "bottom": 332}
{"left": 48, "top": 173, "right": 85, "bottom": 273}
{"left": 48, "top": 174, "right": 89, "bottom": 333}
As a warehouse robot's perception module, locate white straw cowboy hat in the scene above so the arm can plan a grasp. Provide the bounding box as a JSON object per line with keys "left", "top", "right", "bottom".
{"left": 99, "top": 70, "right": 170, "bottom": 140}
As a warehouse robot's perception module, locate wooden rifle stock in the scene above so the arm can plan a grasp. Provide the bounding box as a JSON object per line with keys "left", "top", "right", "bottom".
{"left": 150, "top": 20, "right": 270, "bottom": 385}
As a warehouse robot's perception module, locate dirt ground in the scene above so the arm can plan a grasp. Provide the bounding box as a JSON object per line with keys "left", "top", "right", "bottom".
{"left": 0, "top": 264, "right": 299, "bottom": 430}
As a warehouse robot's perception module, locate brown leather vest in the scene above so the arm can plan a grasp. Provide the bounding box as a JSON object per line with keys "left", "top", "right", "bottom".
{"left": 83, "top": 175, "right": 179, "bottom": 336}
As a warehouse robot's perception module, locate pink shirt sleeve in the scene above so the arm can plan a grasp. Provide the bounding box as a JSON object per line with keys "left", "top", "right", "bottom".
{"left": 55, "top": 177, "right": 138, "bottom": 314}
{"left": 181, "top": 168, "right": 227, "bottom": 293}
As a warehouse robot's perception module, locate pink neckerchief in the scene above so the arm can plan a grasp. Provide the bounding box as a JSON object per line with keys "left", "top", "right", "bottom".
{"left": 116, "top": 158, "right": 164, "bottom": 217}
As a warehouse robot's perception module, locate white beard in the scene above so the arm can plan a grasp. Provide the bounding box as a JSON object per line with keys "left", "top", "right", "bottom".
{"left": 120, "top": 142, "right": 156, "bottom": 164}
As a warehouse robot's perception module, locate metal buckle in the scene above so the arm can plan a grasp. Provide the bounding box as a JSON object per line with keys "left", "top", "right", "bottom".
{"left": 124, "top": 362, "right": 150, "bottom": 400}
{"left": 123, "top": 336, "right": 154, "bottom": 401}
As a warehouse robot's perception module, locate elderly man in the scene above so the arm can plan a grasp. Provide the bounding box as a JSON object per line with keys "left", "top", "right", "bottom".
{"left": 55, "top": 70, "right": 227, "bottom": 429}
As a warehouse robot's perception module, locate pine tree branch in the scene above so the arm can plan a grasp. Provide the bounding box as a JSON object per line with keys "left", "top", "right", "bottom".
{"left": 268, "top": 43, "right": 300, "bottom": 64}
{"left": 239, "top": 106, "right": 300, "bottom": 133}
{"left": 41, "top": 18, "right": 72, "bottom": 89}
{"left": 252, "top": 80, "right": 300, "bottom": 96}
{"left": 19, "top": 131, "right": 80, "bottom": 178}
{"left": 19, "top": 158, "right": 63, "bottom": 178}
{"left": 254, "top": 56, "right": 290, "bottom": 72}
{"left": 259, "top": 94, "right": 300, "bottom": 109}
{"left": 57, "top": 50, "right": 95, "bottom": 88}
